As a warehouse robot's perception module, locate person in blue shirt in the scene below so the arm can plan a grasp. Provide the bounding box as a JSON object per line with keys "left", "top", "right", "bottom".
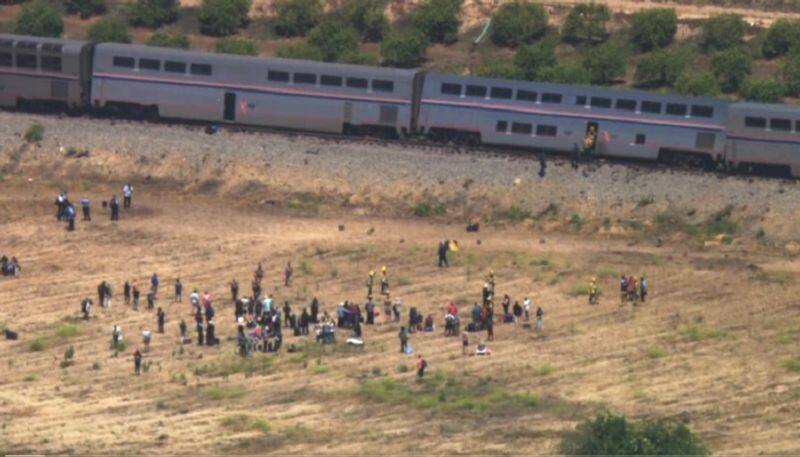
{"left": 65, "top": 203, "right": 75, "bottom": 231}
{"left": 151, "top": 273, "right": 159, "bottom": 296}
{"left": 81, "top": 196, "right": 91, "bottom": 221}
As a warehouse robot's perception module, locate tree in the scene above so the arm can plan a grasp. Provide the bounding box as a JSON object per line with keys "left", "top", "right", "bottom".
{"left": 473, "top": 59, "right": 520, "bottom": 79}
{"left": 15, "top": 1, "right": 64, "bottom": 37}
{"left": 634, "top": 50, "right": 684, "bottom": 87}
{"left": 740, "top": 78, "right": 785, "bottom": 103}
{"left": 782, "top": 50, "right": 800, "bottom": 96}
{"left": 413, "top": 0, "right": 463, "bottom": 45}
{"left": 513, "top": 41, "right": 555, "bottom": 80}
{"left": 582, "top": 42, "right": 627, "bottom": 85}
{"left": 675, "top": 71, "right": 721, "bottom": 97}
{"left": 128, "top": 0, "right": 179, "bottom": 28}
{"left": 307, "top": 20, "right": 360, "bottom": 62}
{"left": 276, "top": 43, "right": 324, "bottom": 61}
{"left": 537, "top": 62, "right": 591, "bottom": 84}
{"left": 198, "top": 0, "right": 251, "bottom": 36}
{"left": 273, "top": 0, "right": 323, "bottom": 37}
{"left": 710, "top": 47, "right": 751, "bottom": 92}
{"left": 490, "top": 1, "right": 548, "bottom": 48}
{"left": 146, "top": 31, "right": 190, "bottom": 49}
{"left": 762, "top": 19, "right": 800, "bottom": 58}
{"left": 64, "top": 0, "right": 106, "bottom": 19}
{"left": 214, "top": 37, "right": 258, "bottom": 55}
{"left": 702, "top": 14, "right": 745, "bottom": 51}
{"left": 560, "top": 413, "right": 708, "bottom": 455}
{"left": 561, "top": 3, "right": 610, "bottom": 45}
{"left": 629, "top": 8, "right": 677, "bottom": 52}
{"left": 380, "top": 29, "right": 428, "bottom": 68}
{"left": 87, "top": 16, "right": 131, "bottom": 43}
{"left": 343, "top": 0, "right": 388, "bottom": 42}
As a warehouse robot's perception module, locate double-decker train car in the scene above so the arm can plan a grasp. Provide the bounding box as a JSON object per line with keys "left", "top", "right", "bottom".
{"left": 91, "top": 43, "right": 418, "bottom": 136}
{"left": 0, "top": 34, "right": 92, "bottom": 109}
{"left": 725, "top": 102, "right": 800, "bottom": 176}
{"left": 418, "top": 72, "right": 729, "bottom": 167}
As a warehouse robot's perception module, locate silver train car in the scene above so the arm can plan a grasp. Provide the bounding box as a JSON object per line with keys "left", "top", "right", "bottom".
{"left": 91, "top": 43, "right": 418, "bottom": 136}
{"left": 0, "top": 34, "right": 92, "bottom": 109}
{"left": 419, "top": 72, "right": 729, "bottom": 167}
{"left": 725, "top": 102, "right": 800, "bottom": 176}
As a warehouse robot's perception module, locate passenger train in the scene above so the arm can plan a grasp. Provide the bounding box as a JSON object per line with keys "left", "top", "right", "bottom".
{"left": 1, "top": 33, "right": 799, "bottom": 176}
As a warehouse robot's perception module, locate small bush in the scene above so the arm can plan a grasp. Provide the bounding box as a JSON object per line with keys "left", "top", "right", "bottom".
{"left": 307, "top": 20, "right": 360, "bottom": 62}
{"left": 569, "top": 213, "right": 583, "bottom": 229}
{"left": 64, "top": 345, "right": 75, "bottom": 361}
{"left": 170, "top": 372, "right": 188, "bottom": 385}
{"left": 490, "top": 0, "right": 548, "bottom": 48}
{"left": 273, "top": 0, "right": 323, "bottom": 37}
{"left": 674, "top": 71, "right": 721, "bottom": 97}
{"left": 413, "top": 0, "right": 463, "bottom": 45}
{"left": 682, "top": 324, "right": 728, "bottom": 342}
{"left": 65, "top": 0, "right": 106, "bottom": 19}
{"left": 514, "top": 41, "right": 556, "bottom": 80}
{"left": 561, "top": 3, "right": 609, "bottom": 45}
{"left": 28, "top": 338, "right": 46, "bottom": 352}
{"left": 647, "top": 347, "right": 667, "bottom": 359}
{"left": 56, "top": 323, "right": 82, "bottom": 339}
{"left": 199, "top": 0, "right": 251, "bottom": 36}
{"left": 537, "top": 62, "right": 591, "bottom": 84}
{"left": 128, "top": 0, "right": 179, "bottom": 28}
{"left": 23, "top": 374, "right": 38, "bottom": 382}
{"left": 203, "top": 385, "right": 246, "bottom": 400}
{"left": 195, "top": 355, "right": 274, "bottom": 377}
{"left": 782, "top": 50, "right": 800, "bottom": 96}
{"left": 784, "top": 358, "right": 800, "bottom": 372}
{"left": 494, "top": 206, "right": 532, "bottom": 223}
{"left": 343, "top": 0, "right": 388, "bottom": 42}
{"left": 762, "top": 19, "right": 800, "bottom": 58}
{"left": 711, "top": 47, "right": 751, "bottom": 93}
{"left": 473, "top": 59, "right": 519, "bottom": 79}
{"left": 91, "top": 362, "right": 101, "bottom": 370}
{"left": 534, "top": 364, "right": 554, "bottom": 376}
{"left": 740, "top": 78, "right": 785, "bottom": 103}
{"left": 637, "top": 195, "right": 655, "bottom": 208}
{"left": 156, "top": 400, "right": 168, "bottom": 410}
{"left": 276, "top": 43, "right": 324, "bottom": 61}
{"left": 583, "top": 42, "right": 627, "bottom": 85}
{"left": 146, "top": 31, "right": 190, "bottom": 49}
{"left": 629, "top": 8, "right": 677, "bottom": 52}
{"left": 396, "top": 363, "right": 409, "bottom": 373}
{"left": 702, "top": 14, "right": 745, "bottom": 51}
{"left": 634, "top": 50, "right": 684, "bottom": 88}
{"left": 15, "top": 1, "right": 64, "bottom": 37}
{"left": 214, "top": 37, "right": 258, "bottom": 55}
{"left": 24, "top": 123, "right": 45, "bottom": 143}
{"left": 87, "top": 17, "right": 132, "bottom": 43}
{"left": 380, "top": 28, "right": 428, "bottom": 68}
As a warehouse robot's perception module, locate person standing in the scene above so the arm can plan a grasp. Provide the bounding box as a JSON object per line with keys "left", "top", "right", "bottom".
{"left": 179, "top": 319, "right": 187, "bottom": 343}
{"left": 151, "top": 273, "right": 159, "bottom": 296}
{"left": 122, "top": 183, "right": 133, "bottom": 209}
{"left": 310, "top": 297, "right": 319, "bottom": 323}
{"left": 157, "top": 307, "right": 165, "bottom": 333}
{"left": 230, "top": 279, "right": 239, "bottom": 304}
{"left": 535, "top": 306, "right": 544, "bottom": 332}
{"left": 399, "top": 326, "right": 408, "bottom": 353}
{"left": 523, "top": 297, "right": 531, "bottom": 322}
{"left": 132, "top": 283, "right": 141, "bottom": 310}
{"left": 284, "top": 261, "right": 293, "bottom": 287}
{"left": 416, "top": 354, "right": 427, "bottom": 380}
{"left": 283, "top": 301, "right": 292, "bottom": 327}
{"left": 141, "top": 329, "right": 151, "bottom": 352}
{"left": 640, "top": 276, "right": 648, "bottom": 302}
{"left": 80, "top": 196, "right": 91, "bottom": 221}
{"left": 81, "top": 298, "right": 92, "bottom": 320}
{"left": 438, "top": 241, "right": 449, "bottom": 267}
{"left": 146, "top": 290, "right": 155, "bottom": 311}
{"left": 486, "top": 307, "right": 494, "bottom": 341}
{"left": 366, "top": 270, "right": 374, "bottom": 299}
{"left": 300, "top": 308, "right": 310, "bottom": 335}
{"left": 174, "top": 278, "right": 182, "bottom": 303}
{"left": 65, "top": 203, "right": 75, "bottom": 231}
{"left": 380, "top": 266, "right": 389, "bottom": 297}
{"left": 124, "top": 281, "right": 131, "bottom": 305}
{"left": 134, "top": 349, "right": 142, "bottom": 375}
{"left": 55, "top": 192, "right": 66, "bottom": 221}
{"left": 196, "top": 314, "right": 204, "bottom": 346}
{"left": 365, "top": 299, "right": 375, "bottom": 325}
{"left": 110, "top": 195, "right": 120, "bottom": 221}
{"left": 461, "top": 330, "right": 469, "bottom": 355}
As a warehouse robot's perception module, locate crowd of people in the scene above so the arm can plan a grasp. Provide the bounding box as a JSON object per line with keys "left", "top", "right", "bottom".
{"left": 54, "top": 183, "right": 134, "bottom": 231}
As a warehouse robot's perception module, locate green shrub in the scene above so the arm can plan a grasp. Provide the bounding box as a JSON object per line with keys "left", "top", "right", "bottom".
{"left": 514, "top": 41, "right": 555, "bottom": 80}
{"left": 674, "top": 71, "right": 721, "bottom": 97}
{"left": 339, "top": 50, "right": 378, "bottom": 65}
{"left": 560, "top": 413, "right": 708, "bottom": 455}
{"left": 199, "top": 0, "right": 251, "bottom": 36}
{"left": 561, "top": 3, "right": 609, "bottom": 44}
{"left": 490, "top": 0, "right": 548, "bottom": 48}
{"left": 146, "top": 31, "right": 190, "bottom": 49}
{"left": 647, "top": 346, "right": 667, "bottom": 359}
{"left": 28, "top": 338, "right": 46, "bottom": 352}
{"left": 343, "top": 0, "right": 388, "bottom": 42}
{"left": 413, "top": 0, "right": 463, "bottom": 45}
{"left": 22, "top": 374, "right": 38, "bottom": 382}
{"left": 569, "top": 213, "right": 583, "bottom": 229}
{"left": 380, "top": 29, "right": 428, "bottom": 68}
{"left": 273, "top": 0, "right": 323, "bottom": 37}
{"left": 56, "top": 323, "right": 81, "bottom": 339}
{"left": 87, "top": 17, "right": 131, "bottom": 43}
{"left": 711, "top": 47, "right": 751, "bottom": 92}
{"left": 634, "top": 50, "right": 684, "bottom": 88}
{"left": 473, "top": 59, "right": 519, "bottom": 79}
{"left": 782, "top": 50, "right": 800, "bottom": 96}
{"left": 15, "top": 1, "right": 64, "bottom": 37}
{"left": 740, "top": 78, "right": 785, "bottom": 103}
{"left": 221, "top": 414, "right": 270, "bottom": 433}
{"left": 494, "top": 205, "right": 532, "bottom": 223}
{"left": 195, "top": 354, "right": 274, "bottom": 377}
{"left": 629, "top": 8, "right": 677, "bottom": 52}
{"left": 128, "top": 0, "right": 179, "bottom": 28}
{"left": 583, "top": 42, "right": 627, "bottom": 85}
{"left": 537, "top": 62, "right": 591, "bottom": 84}
{"left": 762, "top": 19, "right": 800, "bottom": 58}
{"left": 24, "top": 123, "right": 45, "bottom": 142}
{"left": 307, "top": 20, "right": 360, "bottom": 62}
{"left": 214, "top": 37, "right": 257, "bottom": 55}
{"left": 784, "top": 357, "right": 800, "bottom": 372}
{"left": 65, "top": 0, "right": 106, "bottom": 19}
{"left": 702, "top": 14, "right": 745, "bottom": 51}
{"left": 276, "top": 43, "right": 324, "bottom": 61}
{"left": 203, "top": 385, "right": 246, "bottom": 400}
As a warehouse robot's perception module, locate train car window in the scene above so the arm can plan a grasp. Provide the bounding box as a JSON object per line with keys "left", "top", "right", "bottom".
{"left": 139, "top": 59, "right": 161, "bottom": 71}
{"left": 17, "top": 41, "right": 38, "bottom": 51}
{"left": 164, "top": 61, "right": 186, "bottom": 73}
{"left": 40, "top": 56, "right": 61, "bottom": 72}
{"left": 268, "top": 70, "right": 290, "bottom": 82}
{"left": 635, "top": 134, "right": 646, "bottom": 145}
{"left": 372, "top": 79, "right": 394, "bottom": 92}
{"left": 113, "top": 56, "right": 135, "bottom": 68}
{"left": 294, "top": 73, "right": 317, "bottom": 85}
{"left": 511, "top": 122, "right": 532, "bottom": 134}
{"left": 346, "top": 77, "right": 368, "bottom": 89}
{"left": 666, "top": 103, "right": 688, "bottom": 116}
{"left": 0, "top": 52, "right": 12, "bottom": 67}
{"left": 640, "top": 101, "right": 662, "bottom": 114}
{"left": 441, "top": 83, "right": 461, "bottom": 95}
{"left": 41, "top": 43, "right": 63, "bottom": 53}
{"left": 590, "top": 97, "right": 612, "bottom": 108}
{"left": 796, "top": 120, "right": 800, "bottom": 132}
{"left": 575, "top": 95, "right": 587, "bottom": 106}
{"left": 321, "top": 75, "right": 343, "bottom": 86}
{"left": 516, "top": 89, "right": 537, "bottom": 102}
{"left": 744, "top": 117, "right": 766, "bottom": 129}
{"left": 615, "top": 99, "right": 636, "bottom": 111}
{"left": 541, "top": 93, "right": 562, "bottom": 103}
{"left": 770, "top": 118, "right": 791, "bottom": 131}
{"left": 496, "top": 120, "right": 508, "bottom": 132}
{"left": 16, "top": 53, "right": 37, "bottom": 69}
{"left": 0, "top": 39, "right": 13, "bottom": 49}
{"left": 466, "top": 85, "right": 487, "bottom": 97}
{"left": 690, "top": 105, "right": 713, "bottom": 118}
{"left": 536, "top": 125, "right": 557, "bottom": 136}
{"left": 190, "top": 63, "right": 212, "bottom": 76}
{"left": 490, "top": 87, "right": 512, "bottom": 99}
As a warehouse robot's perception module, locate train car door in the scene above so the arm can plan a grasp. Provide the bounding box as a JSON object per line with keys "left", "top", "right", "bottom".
{"left": 223, "top": 92, "right": 236, "bottom": 121}
{"left": 583, "top": 122, "right": 599, "bottom": 155}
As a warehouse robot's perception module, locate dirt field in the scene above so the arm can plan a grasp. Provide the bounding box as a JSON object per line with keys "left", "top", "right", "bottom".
{"left": 0, "top": 111, "right": 799, "bottom": 454}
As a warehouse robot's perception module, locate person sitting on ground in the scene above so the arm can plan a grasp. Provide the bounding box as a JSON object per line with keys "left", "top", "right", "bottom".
{"left": 475, "top": 341, "right": 492, "bottom": 356}
{"left": 424, "top": 314, "right": 435, "bottom": 332}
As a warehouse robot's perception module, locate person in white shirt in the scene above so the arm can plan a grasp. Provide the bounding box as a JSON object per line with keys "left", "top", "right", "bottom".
{"left": 523, "top": 297, "right": 531, "bottom": 322}
{"left": 122, "top": 184, "right": 133, "bottom": 209}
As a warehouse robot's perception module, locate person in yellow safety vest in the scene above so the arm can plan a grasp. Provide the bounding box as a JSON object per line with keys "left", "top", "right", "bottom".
{"left": 588, "top": 277, "right": 599, "bottom": 305}
{"left": 583, "top": 125, "right": 597, "bottom": 154}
